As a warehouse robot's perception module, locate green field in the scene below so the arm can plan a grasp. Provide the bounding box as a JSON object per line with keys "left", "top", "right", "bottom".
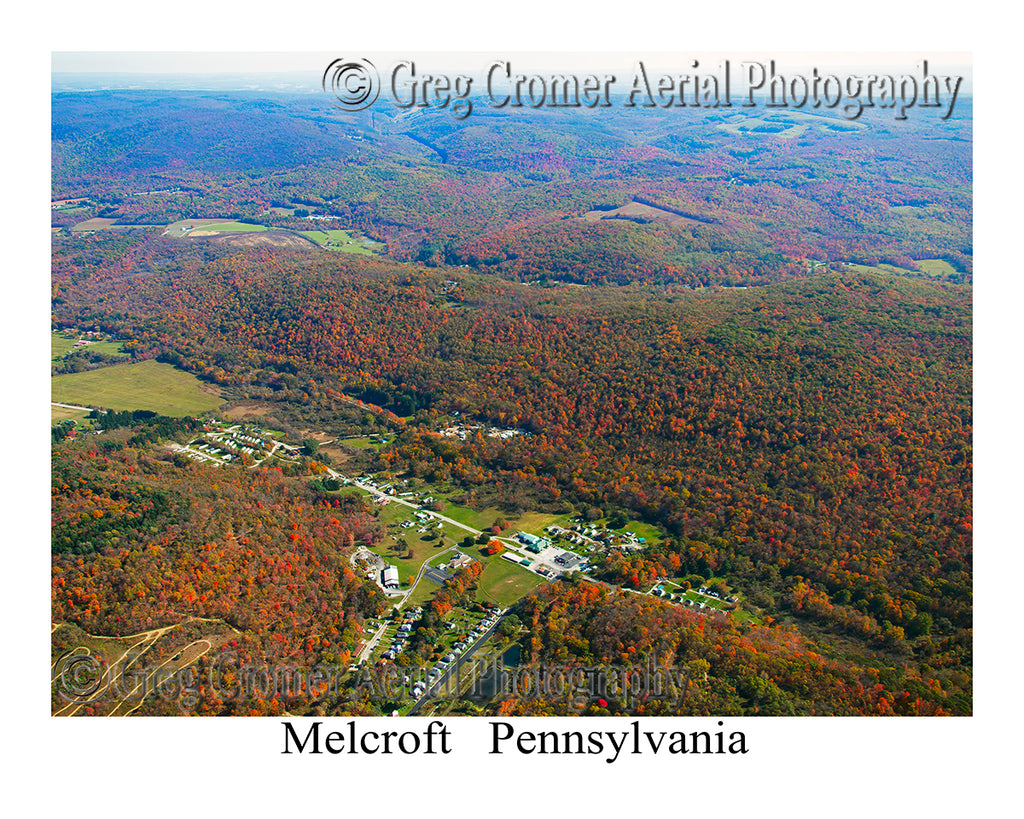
{"left": 202, "top": 222, "right": 268, "bottom": 233}
{"left": 847, "top": 258, "right": 960, "bottom": 281}
{"left": 51, "top": 405, "right": 91, "bottom": 424}
{"left": 432, "top": 502, "right": 506, "bottom": 532}
{"left": 476, "top": 559, "right": 544, "bottom": 607}
{"left": 339, "top": 434, "right": 394, "bottom": 450}
{"left": 53, "top": 333, "right": 126, "bottom": 362}
{"left": 86, "top": 339, "right": 125, "bottom": 357}
{"left": 300, "top": 229, "right": 383, "bottom": 255}
{"left": 51, "top": 359, "right": 224, "bottom": 416}
{"left": 618, "top": 520, "right": 662, "bottom": 543}
{"left": 51, "top": 335, "right": 77, "bottom": 361}
{"left": 915, "top": 259, "right": 959, "bottom": 278}
{"left": 405, "top": 578, "right": 443, "bottom": 608}
{"left": 362, "top": 527, "right": 454, "bottom": 586}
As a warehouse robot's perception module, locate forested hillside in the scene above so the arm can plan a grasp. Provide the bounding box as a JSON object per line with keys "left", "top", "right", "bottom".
{"left": 52, "top": 86, "right": 971, "bottom": 715}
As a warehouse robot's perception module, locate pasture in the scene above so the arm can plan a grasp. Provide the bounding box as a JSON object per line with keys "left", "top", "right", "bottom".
{"left": 52, "top": 333, "right": 125, "bottom": 362}
{"left": 476, "top": 559, "right": 544, "bottom": 608}
{"left": 51, "top": 360, "right": 223, "bottom": 416}
{"left": 581, "top": 200, "right": 703, "bottom": 226}
{"left": 191, "top": 221, "right": 268, "bottom": 234}
{"left": 51, "top": 405, "right": 91, "bottom": 424}
{"left": 847, "top": 258, "right": 962, "bottom": 281}
{"left": 300, "top": 229, "right": 383, "bottom": 255}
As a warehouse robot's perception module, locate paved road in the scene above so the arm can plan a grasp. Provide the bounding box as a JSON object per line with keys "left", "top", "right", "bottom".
{"left": 325, "top": 466, "right": 556, "bottom": 577}
{"left": 325, "top": 467, "right": 482, "bottom": 534}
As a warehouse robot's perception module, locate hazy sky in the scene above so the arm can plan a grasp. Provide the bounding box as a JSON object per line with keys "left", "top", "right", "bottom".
{"left": 52, "top": 51, "right": 971, "bottom": 78}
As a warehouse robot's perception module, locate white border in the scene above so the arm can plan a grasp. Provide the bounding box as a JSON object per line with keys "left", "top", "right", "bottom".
{"left": 11, "top": 1, "right": 1014, "bottom": 814}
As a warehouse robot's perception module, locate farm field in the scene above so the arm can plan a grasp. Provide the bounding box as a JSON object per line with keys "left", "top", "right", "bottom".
{"left": 475, "top": 559, "right": 544, "bottom": 608}
{"left": 71, "top": 217, "right": 117, "bottom": 231}
{"left": 51, "top": 405, "right": 91, "bottom": 424}
{"left": 916, "top": 259, "right": 960, "bottom": 278}
{"left": 162, "top": 218, "right": 240, "bottom": 237}
{"left": 52, "top": 332, "right": 125, "bottom": 361}
{"left": 718, "top": 110, "right": 866, "bottom": 137}
{"left": 193, "top": 221, "right": 268, "bottom": 234}
{"left": 580, "top": 200, "right": 703, "bottom": 226}
{"left": 847, "top": 258, "right": 961, "bottom": 281}
{"left": 51, "top": 359, "right": 223, "bottom": 415}
{"left": 337, "top": 434, "right": 394, "bottom": 450}
{"left": 299, "top": 229, "right": 383, "bottom": 255}
{"left": 51, "top": 334, "right": 77, "bottom": 361}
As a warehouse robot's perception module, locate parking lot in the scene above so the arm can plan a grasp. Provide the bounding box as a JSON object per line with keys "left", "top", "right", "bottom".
{"left": 531, "top": 545, "right": 589, "bottom": 577}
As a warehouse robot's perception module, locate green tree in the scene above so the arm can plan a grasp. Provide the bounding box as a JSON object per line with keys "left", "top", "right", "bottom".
{"left": 907, "top": 612, "right": 933, "bottom": 638}
{"left": 497, "top": 615, "right": 522, "bottom": 638}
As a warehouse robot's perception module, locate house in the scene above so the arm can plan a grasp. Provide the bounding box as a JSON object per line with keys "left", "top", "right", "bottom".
{"left": 448, "top": 553, "right": 473, "bottom": 571}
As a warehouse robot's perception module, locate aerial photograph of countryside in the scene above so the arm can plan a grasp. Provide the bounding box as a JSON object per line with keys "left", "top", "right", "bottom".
{"left": 50, "top": 52, "right": 972, "bottom": 719}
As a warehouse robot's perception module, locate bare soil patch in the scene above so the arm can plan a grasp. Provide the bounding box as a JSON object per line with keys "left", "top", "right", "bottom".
{"left": 72, "top": 217, "right": 118, "bottom": 231}
{"left": 224, "top": 402, "right": 275, "bottom": 421}
{"left": 211, "top": 231, "right": 318, "bottom": 249}
{"left": 580, "top": 200, "right": 703, "bottom": 226}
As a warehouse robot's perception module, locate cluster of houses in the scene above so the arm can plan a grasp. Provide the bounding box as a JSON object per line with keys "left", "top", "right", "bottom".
{"left": 413, "top": 605, "right": 504, "bottom": 696}
{"left": 174, "top": 423, "right": 301, "bottom": 467}
{"left": 697, "top": 585, "right": 739, "bottom": 604}
{"left": 650, "top": 582, "right": 740, "bottom": 617}
{"left": 439, "top": 423, "right": 529, "bottom": 441}
{"left": 545, "top": 524, "right": 596, "bottom": 550}
{"left": 381, "top": 606, "right": 423, "bottom": 661}
{"left": 57, "top": 329, "right": 107, "bottom": 351}
{"left": 561, "top": 522, "right": 647, "bottom": 551}
{"left": 380, "top": 604, "right": 505, "bottom": 684}
{"left": 205, "top": 429, "right": 269, "bottom": 460}
{"left": 51, "top": 198, "right": 89, "bottom": 210}
{"left": 397, "top": 509, "right": 444, "bottom": 534}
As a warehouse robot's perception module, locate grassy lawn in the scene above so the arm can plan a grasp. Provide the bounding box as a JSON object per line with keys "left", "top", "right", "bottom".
{"left": 51, "top": 335, "right": 77, "bottom": 361}
{"left": 619, "top": 520, "right": 662, "bottom": 544}
{"left": 51, "top": 405, "right": 91, "bottom": 424}
{"left": 405, "top": 579, "right": 442, "bottom": 608}
{"left": 503, "top": 510, "right": 568, "bottom": 534}
{"left": 846, "top": 259, "right": 959, "bottom": 281}
{"left": 86, "top": 339, "right": 126, "bottom": 357}
{"left": 51, "top": 359, "right": 224, "bottom": 416}
{"left": 434, "top": 502, "right": 505, "bottom": 532}
{"left": 52, "top": 334, "right": 126, "bottom": 362}
{"left": 476, "top": 559, "right": 544, "bottom": 607}
{"left": 915, "top": 259, "right": 959, "bottom": 278}
{"left": 202, "top": 222, "right": 268, "bottom": 232}
{"left": 300, "top": 229, "right": 383, "bottom": 255}
{"left": 339, "top": 434, "right": 393, "bottom": 450}
{"left": 363, "top": 535, "right": 453, "bottom": 586}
